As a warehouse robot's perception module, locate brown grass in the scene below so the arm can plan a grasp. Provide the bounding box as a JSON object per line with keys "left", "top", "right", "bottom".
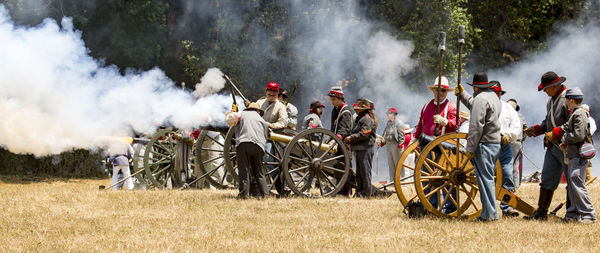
{"left": 0, "top": 176, "right": 598, "bottom": 252}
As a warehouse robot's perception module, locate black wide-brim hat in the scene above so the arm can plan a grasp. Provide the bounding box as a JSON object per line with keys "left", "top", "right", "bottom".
{"left": 538, "top": 71, "right": 566, "bottom": 91}
{"left": 467, "top": 72, "right": 493, "bottom": 88}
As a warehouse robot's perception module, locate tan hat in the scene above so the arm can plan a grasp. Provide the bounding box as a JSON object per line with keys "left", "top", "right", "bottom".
{"left": 244, "top": 102, "right": 264, "bottom": 116}
{"left": 427, "top": 76, "right": 455, "bottom": 91}
{"left": 459, "top": 111, "right": 469, "bottom": 121}
{"left": 404, "top": 124, "right": 414, "bottom": 133}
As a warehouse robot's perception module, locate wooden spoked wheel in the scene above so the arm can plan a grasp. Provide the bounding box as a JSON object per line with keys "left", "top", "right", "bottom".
{"left": 131, "top": 143, "right": 149, "bottom": 185}
{"left": 394, "top": 141, "right": 421, "bottom": 206}
{"left": 194, "top": 130, "right": 236, "bottom": 189}
{"left": 143, "top": 128, "right": 182, "bottom": 189}
{"left": 222, "top": 128, "right": 282, "bottom": 193}
{"left": 413, "top": 133, "right": 502, "bottom": 219}
{"left": 282, "top": 128, "right": 350, "bottom": 198}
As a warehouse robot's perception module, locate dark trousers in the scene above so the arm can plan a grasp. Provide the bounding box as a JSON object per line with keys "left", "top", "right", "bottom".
{"left": 355, "top": 146, "right": 374, "bottom": 197}
{"left": 237, "top": 142, "right": 269, "bottom": 197}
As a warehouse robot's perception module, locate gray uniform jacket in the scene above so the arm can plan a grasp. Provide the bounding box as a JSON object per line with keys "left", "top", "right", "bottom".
{"left": 331, "top": 103, "right": 353, "bottom": 138}
{"left": 383, "top": 118, "right": 405, "bottom": 144}
{"left": 466, "top": 90, "right": 502, "bottom": 153}
{"left": 256, "top": 98, "right": 288, "bottom": 130}
{"left": 562, "top": 107, "right": 591, "bottom": 159}
{"left": 286, "top": 103, "right": 298, "bottom": 129}
{"left": 538, "top": 88, "right": 569, "bottom": 133}
{"left": 234, "top": 110, "right": 270, "bottom": 152}
{"left": 303, "top": 113, "right": 323, "bottom": 130}
{"left": 349, "top": 113, "right": 376, "bottom": 151}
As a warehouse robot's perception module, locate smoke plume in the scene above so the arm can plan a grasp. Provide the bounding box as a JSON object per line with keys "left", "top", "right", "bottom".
{"left": 0, "top": 5, "right": 230, "bottom": 156}
{"left": 193, "top": 68, "right": 226, "bottom": 98}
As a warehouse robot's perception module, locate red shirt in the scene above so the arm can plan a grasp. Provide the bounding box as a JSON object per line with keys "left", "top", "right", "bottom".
{"left": 414, "top": 99, "right": 459, "bottom": 138}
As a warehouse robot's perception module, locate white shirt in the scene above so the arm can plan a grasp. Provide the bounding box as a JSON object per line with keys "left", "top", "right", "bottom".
{"left": 499, "top": 101, "right": 522, "bottom": 142}
{"left": 590, "top": 117, "right": 597, "bottom": 135}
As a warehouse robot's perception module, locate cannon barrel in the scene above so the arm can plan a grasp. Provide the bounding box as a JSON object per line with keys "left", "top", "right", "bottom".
{"left": 269, "top": 132, "right": 337, "bottom": 153}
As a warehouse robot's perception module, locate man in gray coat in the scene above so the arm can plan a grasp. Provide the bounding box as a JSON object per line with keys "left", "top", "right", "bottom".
{"left": 523, "top": 71, "right": 570, "bottom": 220}
{"left": 225, "top": 103, "right": 270, "bottom": 199}
{"left": 560, "top": 87, "right": 596, "bottom": 223}
{"left": 377, "top": 107, "right": 405, "bottom": 182}
{"left": 458, "top": 72, "right": 502, "bottom": 221}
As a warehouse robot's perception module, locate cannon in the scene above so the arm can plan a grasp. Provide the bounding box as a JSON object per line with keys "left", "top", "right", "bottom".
{"left": 393, "top": 132, "right": 537, "bottom": 219}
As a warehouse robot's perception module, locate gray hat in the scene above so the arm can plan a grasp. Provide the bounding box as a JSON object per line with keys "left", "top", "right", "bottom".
{"left": 565, "top": 87, "right": 584, "bottom": 99}
{"left": 328, "top": 86, "right": 344, "bottom": 98}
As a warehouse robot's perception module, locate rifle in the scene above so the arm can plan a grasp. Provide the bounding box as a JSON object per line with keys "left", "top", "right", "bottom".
{"left": 434, "top": 31, "right": 446, "bottom": 136}
{"left": 455, "top": 26, "right": 465, "bottom": 168}
{"left": 223, "top": 74, "right": 250, "bottom": 106}
{"left": 284, "top": 84, "right": 298, "bottom": 106}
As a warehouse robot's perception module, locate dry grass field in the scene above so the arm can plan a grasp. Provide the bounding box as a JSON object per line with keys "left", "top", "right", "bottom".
{"left": 0, "top": 176, "right": 598, "bottom": 252}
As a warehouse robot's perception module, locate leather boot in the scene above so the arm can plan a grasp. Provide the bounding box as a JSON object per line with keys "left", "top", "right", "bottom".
{"left": 524, "top": 188, "right": 554, "bottom": 220}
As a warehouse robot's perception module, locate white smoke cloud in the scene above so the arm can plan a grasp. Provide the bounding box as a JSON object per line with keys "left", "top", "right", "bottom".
{"left": 193, "top": 67, "right": 226, "bottom": 98}
{"left": 486, "top": 24, "right": 600, "bottom": 175}
{"left": 0, "top": 5, "right": 230, "bottom": 156}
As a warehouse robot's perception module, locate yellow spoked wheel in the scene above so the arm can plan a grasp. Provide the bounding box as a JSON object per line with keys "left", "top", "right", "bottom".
{"left": 413, "top": 133, "right": 502, "bottom": 219}
{"left": 394, "top": 141, "right": 421, "bottom": 206}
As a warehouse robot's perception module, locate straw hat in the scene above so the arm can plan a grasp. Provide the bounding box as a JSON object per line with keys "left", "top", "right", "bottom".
{"left": 244, "top": 102, "right": 264, "bottom": 116}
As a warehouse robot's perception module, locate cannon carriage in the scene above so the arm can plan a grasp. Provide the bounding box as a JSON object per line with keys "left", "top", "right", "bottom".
{"left": 126, "top": 123, "right": 352, "bottom": 198}
{"left": 393, "top": 132, "right": 536, "bottom": 219}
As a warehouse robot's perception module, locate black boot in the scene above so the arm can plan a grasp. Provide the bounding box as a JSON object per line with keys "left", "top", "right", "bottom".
{"left": 524, "top": 188, "right": 554, "bottom": 220}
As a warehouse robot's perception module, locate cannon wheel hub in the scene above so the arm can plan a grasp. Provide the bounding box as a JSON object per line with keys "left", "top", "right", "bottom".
{"left": 449, "top": 169, "right": 467, "bottom": 185}
{"left": 310, "top": 158, "right": 322, "bottom": 173}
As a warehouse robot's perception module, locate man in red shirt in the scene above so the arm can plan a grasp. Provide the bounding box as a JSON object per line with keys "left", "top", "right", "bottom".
{"left": 414, "top": 76, "right": 460, "bottom": 214}
{"left": 414, "top": 76, "right": 459, "bottom": 139}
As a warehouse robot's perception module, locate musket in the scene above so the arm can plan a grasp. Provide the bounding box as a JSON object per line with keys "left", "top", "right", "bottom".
{"left": 223, "top": 74, "right": 250, "bottom": 105}
{"left": 455, "top": 26, "right": 465, "bottom": 168}
{"left": 284, "top": 84, "right": 298, "bottom": 106}
{"left": 434, "top": 31, "right": 446, "bottom": 136}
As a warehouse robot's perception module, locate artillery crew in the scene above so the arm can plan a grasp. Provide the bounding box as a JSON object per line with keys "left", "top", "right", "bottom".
{"left": 328, "top": 86, "right": 354, "bottom": 195}
{"left": 344, "top": 99, "right": 377, "bottom": 197}
{"left": 490, "top": 81, "right": 522, "bottom": 217}
{"left": 278, "top": 88, "right": 298, "bottom": 131}
{"left": 459, "top": 72, "right": 502, "bottom": 221}
{"left": 559, "top": 87, "right": 596, "bottom": 223}
{"left": 303, "top": 100, "right": 325, "bottom": 130}
{"left": 256, "top": 82, "right": 289, "bottom": 131}
{"left": 414, "top": 76, "right": 459, "bottom": 139}
{"left": 523, "top": 71, "right": 570, "bottom": 220}
{"left": 225, "top": 103, "right": 270, "bottom": 199}
{"left": 256, "top": 82, "right": 289, "bottom": 196}
{"left": 378, "top": 107, "right": 405, "bottom": 182}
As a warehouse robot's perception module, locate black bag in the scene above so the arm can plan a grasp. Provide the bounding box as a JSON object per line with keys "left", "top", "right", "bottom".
{"left": 404, "top": 200, "right": 426, "bottom": 218}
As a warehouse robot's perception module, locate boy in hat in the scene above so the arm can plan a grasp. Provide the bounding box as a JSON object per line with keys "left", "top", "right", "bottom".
{"left": 303, "top": 100, "right": 325, "bottom": 130}
{"left": 225, "top": 103, "right": 270, "bottom": 199}
{"left": 457, "top": 72, "right": 502, "bottom": 221}
{"left": 256, "top": 82, "right": 289, "bottom": 196}
{"left": 328, "top": 86, "right": 354, "bottom": 195}
{"left": 344, "top": 99, "right": 377, "bottom": 197}
{"left": 378, "top": 107, "right": 406, "bottom": 182}
{"left": 522, "top": 71, "right": 570, "bottom": 220}
{"left": 559, "top": 87, "right": 596, "bottom": 223}
{"left": 278, "top": 88, "right": 298, "bottom": 131}
{"left": 257, "top": 82, "right": 288, "bottom": 130}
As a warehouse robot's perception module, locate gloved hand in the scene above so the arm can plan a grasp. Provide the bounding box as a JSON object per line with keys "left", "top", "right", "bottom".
{"left": 544, "top": 131, "right": 555, "bottom": 142}
{"left": 225, "top": 111, "right": 239, "bottom": 127}
{"left": 243, "top": 99, "right": 251, "bottom": 107}
{"left": 433, "top": 115, "right": 448, "bottom": 126}
{"left": 524, "top": 127, "right": 536, "bottom": 137}
{"left": 465, "top": 151, "right": 475, "bottom": 160}
{"left": 455, "top": 83, "right": 464, "bottom": 96}
{"left": 501, "top": 133, "right": 511, "bottom": 145}
{"left": 269, "top": 123, "right": 275, "bottom": 129}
